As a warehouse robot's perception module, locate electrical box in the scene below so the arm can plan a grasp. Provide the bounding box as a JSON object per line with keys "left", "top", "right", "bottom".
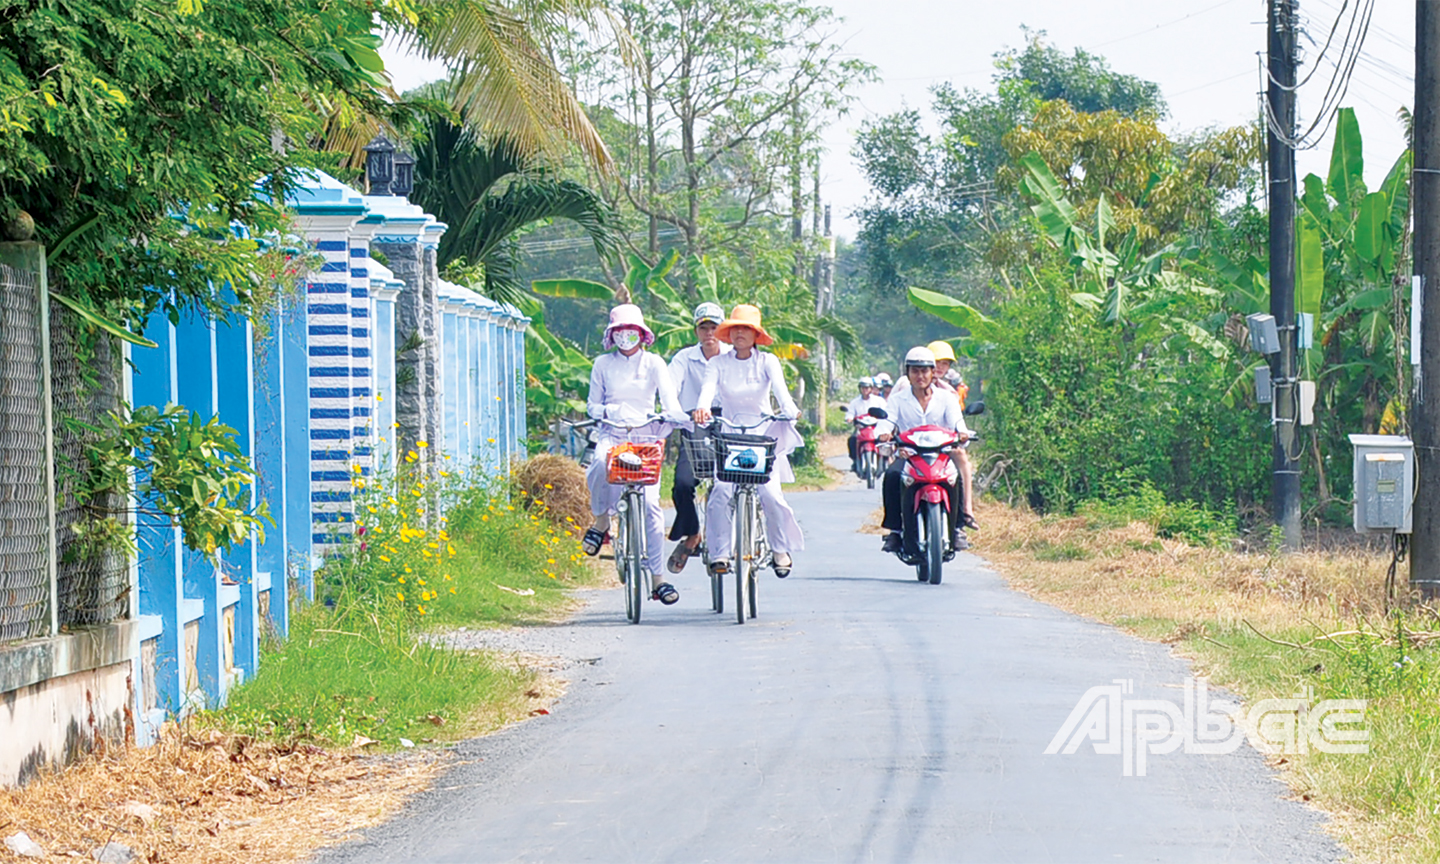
{"left": 1247, "top": 313, "right": 1280, "bottom": 355}
{"left": 1254, "top": 366, "right": 1272, "bottom": 404}
{"left": 1349, "top": 434, "right": 1414, "bottom": 534}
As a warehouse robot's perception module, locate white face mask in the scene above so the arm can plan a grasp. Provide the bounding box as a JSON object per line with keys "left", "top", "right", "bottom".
{"left": 613, "top": 328, "right": 642, "bottom": 351}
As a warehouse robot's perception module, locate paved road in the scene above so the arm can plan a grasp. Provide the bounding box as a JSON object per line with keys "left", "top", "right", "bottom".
{"left": 319, "top": 473, "right": 1342, "bottom": 863}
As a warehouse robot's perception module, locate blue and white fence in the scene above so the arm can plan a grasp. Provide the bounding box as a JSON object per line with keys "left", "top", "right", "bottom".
{"left": 126, "top": 171, "right": 530, "bottom": 740}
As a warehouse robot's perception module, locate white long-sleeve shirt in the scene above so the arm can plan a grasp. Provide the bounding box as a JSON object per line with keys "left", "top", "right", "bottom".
{"left": 696, "top": 350, "right": 802, "bottom": 454}
{"left": 668, "top": 341, "right": 733, "bottom": 412}
{"left": 844, "top": 393, "right": 888, "bottom": 422}
{"left": 882, "top": 383, "right": 968, "bottom": 437}
{"left": 586, "top": 349, "right": 682, "bottom": 425}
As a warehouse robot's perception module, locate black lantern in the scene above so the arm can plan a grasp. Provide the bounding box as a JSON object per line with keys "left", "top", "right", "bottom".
{"left": 364, "top": 133, "right": 396, "bottom": 196}
{"left": 393, "top": 150, "right": 416, "bottom": 198}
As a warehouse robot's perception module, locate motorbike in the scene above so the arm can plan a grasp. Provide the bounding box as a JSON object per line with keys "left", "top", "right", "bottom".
{"left": 852, "top": 414, "right": 882, "bottom": 489}
{"left": 870, "top": 402, "right": 984, "bottom": 586}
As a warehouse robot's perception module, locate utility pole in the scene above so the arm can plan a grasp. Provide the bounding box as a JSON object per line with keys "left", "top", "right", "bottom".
{"left": 1412, "top": 0, "right": 1440, "bottom": 597}
{"left": 1268, "top": 0, "right": 1302, "bottom": 550}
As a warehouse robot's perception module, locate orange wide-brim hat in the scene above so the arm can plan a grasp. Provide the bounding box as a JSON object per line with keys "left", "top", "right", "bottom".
{"left": 715, "top": 304, "right": 774, "bottom": 346}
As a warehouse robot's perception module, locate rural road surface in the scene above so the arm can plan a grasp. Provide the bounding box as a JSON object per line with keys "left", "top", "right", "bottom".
{"left": 318, "top": 468, "right": 1342, "bottom": 863}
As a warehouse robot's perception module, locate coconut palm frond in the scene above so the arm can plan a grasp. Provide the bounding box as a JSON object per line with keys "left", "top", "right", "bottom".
{"left": 403, "top": 1, "right": 612, "bottom": 169}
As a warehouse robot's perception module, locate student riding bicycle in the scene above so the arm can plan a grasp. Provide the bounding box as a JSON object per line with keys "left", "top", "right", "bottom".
{"left": 580, "top": 304, "right": 687, "bottom": 604}
{"left": 692, "top": 304, "right": 804, "bottom": 579}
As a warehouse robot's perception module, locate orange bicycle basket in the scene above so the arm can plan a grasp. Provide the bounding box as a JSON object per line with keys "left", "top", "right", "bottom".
{"left": 606, "top": 441, "right": 665, "bottom": 485}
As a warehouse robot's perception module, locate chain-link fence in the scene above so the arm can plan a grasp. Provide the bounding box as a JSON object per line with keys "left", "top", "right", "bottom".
{"left": 49, "top": 310, "right": 127, "bottom": 628}
{"left": 0, "top": 262, "right": 53, "bottom": 643}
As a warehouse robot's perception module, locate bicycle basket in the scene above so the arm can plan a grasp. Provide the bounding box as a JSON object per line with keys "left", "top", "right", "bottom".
{"left": 680, "top": 432, "right": 718, "bottom": 479}
{"left": 714, "top": 433, "right": 777, "bottom": 485}
{"left": 606, "top": 441, "right": 665, "bottom": 485}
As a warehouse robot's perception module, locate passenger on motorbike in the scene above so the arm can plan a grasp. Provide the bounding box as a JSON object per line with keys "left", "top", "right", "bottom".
{"left": 925, "top": 340, "right": 977, "bottom": 532}
{"left": 844, "top": 377, "right": 886, "bottom": 472}
{"left": 693, "top": 304, "right": 805, "bottom": 578}
{"left": 878, "top": 347, "right": 972, "bottom": 554}
{"left": 874, "top": 372, "right": 894, "bottom": 400}
{"left": 664, "top": 302, "right": 732, "bottom": 573}
{"left": 580, "top": 304, "right": 687, "bottom": 604}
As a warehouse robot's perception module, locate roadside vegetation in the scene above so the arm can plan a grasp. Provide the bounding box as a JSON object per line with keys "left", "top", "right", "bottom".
{"left": 210, "top": 456, "right": 592, "bottom": 751}
{"left": 973, "top": 497, "right": 1439, "bottom": 864}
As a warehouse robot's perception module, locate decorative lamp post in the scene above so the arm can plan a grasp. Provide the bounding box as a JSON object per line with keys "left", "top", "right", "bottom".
{"left": 364, "top": 133, "right": 396, "bottom": 196}
{"left": 393, "top": 150, "right": 416, "bottom": 198}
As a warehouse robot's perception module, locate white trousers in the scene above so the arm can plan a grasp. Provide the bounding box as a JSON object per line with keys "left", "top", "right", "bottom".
{"left": 706, "top": 474, "right": 804, "bottom": 559}
{"left": 587, "top": 448, "right": 665, "bottom": 577}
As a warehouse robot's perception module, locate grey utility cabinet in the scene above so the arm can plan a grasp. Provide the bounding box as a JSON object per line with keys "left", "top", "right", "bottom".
{"left": 1348, "top": 434, "right": 1414, "bottom": 534}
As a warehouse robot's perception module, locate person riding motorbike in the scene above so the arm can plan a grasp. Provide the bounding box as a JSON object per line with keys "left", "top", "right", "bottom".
{"left": 665, "top": 302, "right": 732, "bottom": 573}
{"left": 580, "top": 304, "right": 687, "bottom": 604}
{"left": 878, "top": 347, "right": 972, "bottom": 554}
{"left": 844, "top": 377, "right": 886, "bottom": 472}
{"left": 692, "top": 304, "right": 804, "bottom": 579}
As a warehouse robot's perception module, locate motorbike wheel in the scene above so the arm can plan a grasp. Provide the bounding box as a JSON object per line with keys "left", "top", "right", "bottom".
{"left": 864, "top": 452, "right": 876, "bottom": 490}
{"left": 925, "top": 501, "right": 945, "bottom": 585}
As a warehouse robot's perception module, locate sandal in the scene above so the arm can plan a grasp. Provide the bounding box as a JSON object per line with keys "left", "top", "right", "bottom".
{"left": 772, "top": 553, "right": 792, "bottom": 579}
{"left": 961, "top": 514, "right": 980, "bottom": 531}
{"left": 667, "top": 544, "right": 691, "bottom": 574}
{"left": 581, "top": 527, "right": 608, "bottom": 557}
{"left": 708, "top": 560, "right": 729, "bottom": 576}
{"left": 652, "top": 582, "right": 680, "bottom": 605}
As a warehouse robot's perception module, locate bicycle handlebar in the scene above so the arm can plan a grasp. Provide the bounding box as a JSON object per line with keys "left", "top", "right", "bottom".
{"left": 708, "top": 413, "right": 791, "bottom": 434}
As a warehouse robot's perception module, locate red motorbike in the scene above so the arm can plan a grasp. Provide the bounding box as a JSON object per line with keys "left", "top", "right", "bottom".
{"left": 894, "top": 423, "right": 962, "bottom": 584}
{"left": 853, "top": 415, "right": 882, "bottom": 489}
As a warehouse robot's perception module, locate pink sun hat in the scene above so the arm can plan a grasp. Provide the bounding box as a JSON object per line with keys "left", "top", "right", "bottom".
{"left": 602, "top": 303, "right": 656, "bottom": 349}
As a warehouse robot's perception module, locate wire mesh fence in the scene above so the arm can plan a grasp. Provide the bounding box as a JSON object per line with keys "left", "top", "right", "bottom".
{"left": 0, "top": 262, "right": 53, "bottom": 642}
{"left": 49, "top": 309, "right": 127, "bottom": 629}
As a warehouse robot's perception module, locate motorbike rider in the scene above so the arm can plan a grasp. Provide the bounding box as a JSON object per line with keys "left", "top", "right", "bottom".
{"left": 580, "top": 304, "right": 687, "bottom": 604}
{"left": 844, "top": 376, "right": 886, "bottom": 472}
{"left": 665, "top": 302, "right": 732, "bottom": 573}
{"left": 926, "top": 340, "right": 968, "bottom": 405}
{"left": 878, "top": 347, "right": 972, "bottom": 554}
{"left": 693, "top": 304, "right": 804, "bottom": 578}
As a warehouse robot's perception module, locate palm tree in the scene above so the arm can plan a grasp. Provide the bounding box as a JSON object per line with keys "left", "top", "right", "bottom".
{"left": 411, "top": 115, "right": 624, "bottom": 303}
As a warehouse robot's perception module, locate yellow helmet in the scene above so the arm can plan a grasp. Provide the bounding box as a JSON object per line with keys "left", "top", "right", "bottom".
{"left": 926, "top": 340, "right": 957, "bottom": 363}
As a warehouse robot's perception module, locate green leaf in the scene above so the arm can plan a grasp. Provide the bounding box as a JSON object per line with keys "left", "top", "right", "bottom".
{"left": 1353, "top": 191, "right": 1389, "bottom": 267}
{"left": 1095, "top": 193, "right": 1114, "bottom": 250}
{"left": 1381, "top": 149, "right": 1413, "bottom": 239}
{"left": 1347, "top": 288, "right": 1392, "bottom": 311}
{"left": 1296, "top": 216, "right": 1324, "bottom": 316}
{"left": 1300, "top": 174, "right": 1331, "bottom": 232}
{"left": 906, "top": 286, "right": 997, "bottom": 341}
{"left": 1327, "top": 107, "right": 1365, "bottom": 212}
{"left": 530, "top": 279, "right": 613, "bottom": 299}
{"left": 1017, "top": 151, "right": 1077, "bottom": 245}
{"left": 49, "top": 291, "right": 158, "bottom": 348}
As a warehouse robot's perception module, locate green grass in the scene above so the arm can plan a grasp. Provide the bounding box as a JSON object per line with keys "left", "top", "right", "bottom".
{"left": 784, "top": 460, "right": 838, "bottom": 490}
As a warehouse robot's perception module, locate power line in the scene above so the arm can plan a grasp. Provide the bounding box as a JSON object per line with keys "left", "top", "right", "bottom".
{"left": 1085, "top": 0, "right": 1246, "bottom": 51}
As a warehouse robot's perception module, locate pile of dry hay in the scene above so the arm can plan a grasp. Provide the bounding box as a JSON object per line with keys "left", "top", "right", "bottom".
{"left": 0, "top": 725, "right": 448, "bottom": 863}
{"left": 513, "top": 454, "right": 589, "bottom": 528}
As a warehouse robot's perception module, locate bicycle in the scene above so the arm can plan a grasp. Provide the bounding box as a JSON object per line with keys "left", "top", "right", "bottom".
{"left": 575, "top": 415, "right": 668, "bottom": 623}
{"left": 678, "top": 430, "right": 722, "bottom": 613}
{"left": 707, "top": 414, "right": 783, "bottom": 624}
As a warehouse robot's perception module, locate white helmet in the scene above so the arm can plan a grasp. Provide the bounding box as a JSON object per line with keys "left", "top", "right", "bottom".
{"left": 903, "top": 346, "right": 936, "bottom": 368}
{"left": 858, "top": 376, "right": 874, "bottom": 388}
{"left": 875, "top": 372, "right": 893, "bottom": 385}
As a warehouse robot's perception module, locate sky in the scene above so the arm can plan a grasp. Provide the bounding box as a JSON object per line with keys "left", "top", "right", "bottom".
{"left": 379, "top": 0, "right": 1414, "bottom": 241}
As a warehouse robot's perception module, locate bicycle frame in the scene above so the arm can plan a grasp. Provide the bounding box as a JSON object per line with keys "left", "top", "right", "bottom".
{"left": 708, "top": 414, "right": 783, "bottom": 624}
{"left": 583, "top": 415, "right": 670, "bottom": 624}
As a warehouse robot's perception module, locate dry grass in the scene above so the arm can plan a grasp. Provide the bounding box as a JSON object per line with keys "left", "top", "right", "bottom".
{"left": 970, "top": 498, "right": 1393, "bottom": 638}
{"left": 512, "top": 454, "right": 590, "bottom": 528}
{"left": 0, "top": 725, "right": 449, "bottom": 863}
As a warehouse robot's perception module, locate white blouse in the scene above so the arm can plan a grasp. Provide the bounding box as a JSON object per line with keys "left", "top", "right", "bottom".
{"left": 696, "top": 350, "right": 802, "bottom": 454}
{"left": 586, "top": 349, "right": 682, "bottom": 425}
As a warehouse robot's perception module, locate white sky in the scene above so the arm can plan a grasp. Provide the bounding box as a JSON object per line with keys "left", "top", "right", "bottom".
{"left": 380, "top": 0, "right": 1414, "bottom": 241}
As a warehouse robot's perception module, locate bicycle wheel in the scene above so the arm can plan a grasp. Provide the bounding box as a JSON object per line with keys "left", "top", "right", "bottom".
{"left": 749, "top": 499, "right": 766, "bottom": 619}
{"left": 712, "top": 568, "right": 724, "bottom": 614}
{"left": 733, "top": 490, "right": 748, "bottom": 625}
{"left": 925, "top": 501, "right": 945, "bottom": 586}
{"left": 622, "top": 492, "right": 644, "bottom": 623}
